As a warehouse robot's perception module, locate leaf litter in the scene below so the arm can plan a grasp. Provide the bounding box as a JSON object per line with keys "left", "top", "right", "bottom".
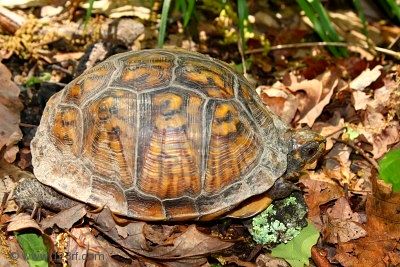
{"left": 0, "top": 2, "right": 399, "bottom": 266}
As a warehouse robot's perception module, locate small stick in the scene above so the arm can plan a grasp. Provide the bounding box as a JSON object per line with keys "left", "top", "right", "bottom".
{"left": 51, "top": 65, "right": 72, "bottom": 75}
{"left": 19, "top": 123, "right": 37, "bottom": 128}
{"left": 246, "top": 41, "right": 400, "bottom": 59}
{"left": 324, "top": 127, "right": 346, "bottom": 138}
{"left": 65, "top": 229, "right": 86, "bottom": 248}
{"left": 332, "top": 137, "right": 379, "bottom": 170}
{"left": 0, "top": 6, "right": 26, "bottom": 34}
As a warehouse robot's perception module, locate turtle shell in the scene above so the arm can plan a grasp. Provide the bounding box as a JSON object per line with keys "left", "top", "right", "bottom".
{"left": 31, "top": 49, "right": 290, "bottom": 221}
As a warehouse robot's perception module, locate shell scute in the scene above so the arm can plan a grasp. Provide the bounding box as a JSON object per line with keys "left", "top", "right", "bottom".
{"left": 83, "top": 89, "right": 137, "bottom": 188}
{"left": 163, "top": 197, "right": 199, "bottom": 220}
{"left": 125, "top": 190, "right": 165, "bottom": 220}
{"left": 50, "top": 105, "right": 82, "bottom": 157}
{"left": 174, "top": 56, "right": 235, "bottom": 99}
{"left": 88, "top": 177, "right": 128, "bottom": 214}
{"left": 63, "top": 62, "right": 115, "bottom": 106}
{"left": 204, "top": 102, "right": 262, "bottom": 193}
{"left": 111, "top": 51, "right": 175, "bottom": 91}
{"left": 136, "top": 90, "right": 203, "bottom": 199}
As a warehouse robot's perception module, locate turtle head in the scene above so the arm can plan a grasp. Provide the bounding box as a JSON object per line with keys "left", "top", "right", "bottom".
{"left": 286, "top": 129, "right": 325, "bottom": 177}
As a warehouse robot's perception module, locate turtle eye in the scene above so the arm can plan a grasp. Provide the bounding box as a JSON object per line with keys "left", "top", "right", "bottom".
{"left": 300, "top": 142, "right": 320, "bottom": 160}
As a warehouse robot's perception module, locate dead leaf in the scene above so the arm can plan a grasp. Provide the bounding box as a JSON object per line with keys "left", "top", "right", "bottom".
{"left": 128, "top": 224, "right": 233, "bottom": 260}
{"left": 52, "top": 52, "right": 84, "bottom": 62}
{"left": 0, "top": 229, "right": 29, "bottom": 267}
{"left": 68, "top": 227, "right": 122, "bottom": 267}
{"left": 359, "top": 111, "right": 400, "bottom": 158}
{"left": 335, "top": 181, "right": 400, "bottom": 266}
{"left": 255, "top": 253, "right": 290, "bottom": 267}
{"left": 314, "top": 111, "right": 345, "bottom": 150}
{"left": 300, "top": 173, "right": 344, "bottom": 228}
{"left": 7, "top": 213, "right": 42, "bottom": 233}
{"left": 95, "top": 237, "right": 133, "bottom": 262}
{"left": 88, "top": 206, "right": 233, "bottom": 262}
{"left": 88, "top": 207, "right": 149, "bottom": 252}
{"left": 143, "top": 224, "right": 182, "bottom": 246}
{"left": 372, "top": 85, "right": 391, "bottom": 110}
{"left": 324, "top": 143, "right": 352, "bottom": 170}
{"left": 119, "top": 221, "right": 149, "bottom": 252}
{"left": 351, "top": 90, "right": 372, "bottom": 110}
{"left": 288, "top": 71, "right": 338, "bottom": 127}
{"left": 324, "top": 143, "right": 356, "bottom": 186}
{"left": 258, "top": 83, "right": 298, "bottom": 124}
{"left": 288, "top": 79, "right": 322, "bottom": 118}
{"left": 0, "top": 63, "right": 23, "bottom": 163}
{"left": 361, "top": 106, "right": 387, "bottom": 131}
{"left": 350, "top": 65, "right": 383, "bottom": 90}
{"left": 322, "top": 197, "right": 366, "bottom": 243}
{"left": 41, "top": 204, "right": 87, "bottom": 230}
{"left": 217, "top": 255, "right": 256, "bottom": 267}
{"left": 17, "top": 147, "right": 31, "bottom": 170}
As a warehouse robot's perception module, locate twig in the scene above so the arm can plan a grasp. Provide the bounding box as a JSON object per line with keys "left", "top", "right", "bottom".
{"left": 324, "top": 127, "right": 346, "bottom": 138}
{"left": 19, "top": 123, "right": 37, "bottom": 128}
{"left": 246, "top": 41, "right": 400, "bottom": 59}
{"left": 51, "top": 64, "right": 72, "bottom": 75}
{"left": 332, "top": 137, "right": 379, "bottom": 170}
{"left": 238, "top": 38, "right": 247, "bottom": 75}
{"left": 65, "top": 229, "right": 86, "bottom": 248}
{"left": 0, "top": 6, "right": 26, "bottom": 34}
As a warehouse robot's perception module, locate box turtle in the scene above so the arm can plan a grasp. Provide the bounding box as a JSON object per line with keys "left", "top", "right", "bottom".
{"left": 14, "top": 49, "right": 325, "bottom": 221}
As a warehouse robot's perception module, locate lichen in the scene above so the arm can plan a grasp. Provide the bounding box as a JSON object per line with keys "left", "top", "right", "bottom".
{"left": 250, "top": 192, "right": 308, "bottom": 246}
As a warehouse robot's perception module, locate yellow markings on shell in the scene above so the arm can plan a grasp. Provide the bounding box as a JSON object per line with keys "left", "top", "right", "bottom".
{"left": 205, "top": 102, "right": 260, "bottom": 193}
{"left": 184, "top": 68, "right": 228, "bottom": 98}
{"left": 83, "top": 90, "right": 137, "bottom": 188}
{"left": 121, "top": 54, "right": 174, "bottom": 89}
{"left": 154, "top": 93, "right": 183, "bottom": 112}
{"left": 52, "top": 107, "right": 81, "bottom": 156}
{"left": 81, "top": 66, "right": 109, "bottom": 92}
{"left": 212, "top": 103, "right": 240, "bottom": 136}
{"left": 153, "top": 93, "right": 185, "bottom": 130}
{"left": 138, "top": 92, "right": 201, "bottom": 199}
{"left": 154, "top": 115, "right": 186, "bottom": 129}
{"left": 64, "top": 65, "right": 111, "bottom": 105}
{"left": 178, "top": 58, "right": 234, "bottom": 98}
{"left": 68, "top": 84, "right": 81, "bottom": 98}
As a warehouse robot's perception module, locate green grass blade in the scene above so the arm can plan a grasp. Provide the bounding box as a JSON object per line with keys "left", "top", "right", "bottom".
{"left": 297, "top": 0, "right": 348, "bottom": 57}
{"left": 352, "top": 0, "right": 369, "bottom": 39}
{"left": 311, "top": 0, "right": 346, "bottom": 56}
{"left": 183, "top": 0, "right": 196, "bottom": 27}
{"left": 84, "top": 0, "right": 95, "bottom": 29}
{"left": 158, "top": 0, "right": 172, "bottom": 48}
{"left": 379, "top": 0, "right": 400, "bottom": 22}
{"left": 175, "top": 0, "right": 187, "bottom": 15}
{"left": 237, "top": 0, "right": 249, "bottom": 52}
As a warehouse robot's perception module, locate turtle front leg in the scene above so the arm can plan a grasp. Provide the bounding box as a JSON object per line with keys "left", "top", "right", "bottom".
{"left": 225, "top": 178, "right": 299, "bottom": 219}
{"left": 13, "top": 178, "right": 80, "bottom": 212}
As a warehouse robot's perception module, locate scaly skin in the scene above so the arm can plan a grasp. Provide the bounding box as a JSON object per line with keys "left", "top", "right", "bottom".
{"left": 14, "top": 178, "right": 79, "bottom": 212}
